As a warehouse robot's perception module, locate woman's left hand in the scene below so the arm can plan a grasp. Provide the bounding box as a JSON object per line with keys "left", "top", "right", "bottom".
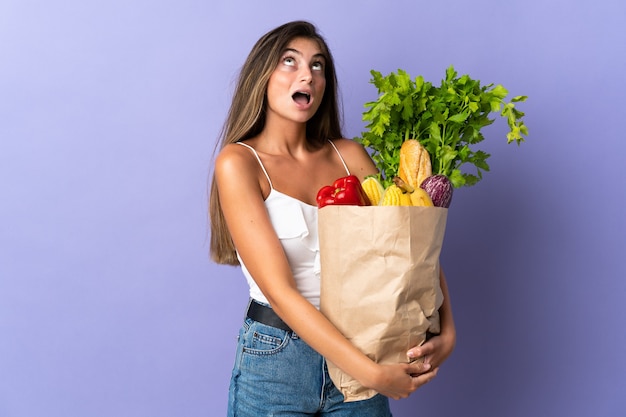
{"left": 406, "top": 331, "right": 456, "bottom": 371}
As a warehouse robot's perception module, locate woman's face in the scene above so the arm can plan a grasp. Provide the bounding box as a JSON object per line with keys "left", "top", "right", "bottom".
{"left": 265, "top": 37, "right": 327, "bottom": 125}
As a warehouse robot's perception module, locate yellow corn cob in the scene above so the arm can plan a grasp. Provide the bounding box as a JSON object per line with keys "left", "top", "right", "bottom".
{"left": 381, "top": 184, "right": 412, "bottom": 206}
{"left": 361, "top": 177, "right": 385, "bottom": 205}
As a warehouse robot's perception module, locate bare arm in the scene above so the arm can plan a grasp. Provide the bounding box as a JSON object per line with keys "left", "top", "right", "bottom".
{"left": 407, "top": 267, "right": 456, "bottom": 368}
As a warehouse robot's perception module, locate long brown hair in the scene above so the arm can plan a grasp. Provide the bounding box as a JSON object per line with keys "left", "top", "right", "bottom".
{"left": 209, "top": 21, "right": 343, "bottom": 265}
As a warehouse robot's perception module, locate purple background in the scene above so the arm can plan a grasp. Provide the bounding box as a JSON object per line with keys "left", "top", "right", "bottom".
{"left": 1, "top": 1, "right": 625, "bottom": 416}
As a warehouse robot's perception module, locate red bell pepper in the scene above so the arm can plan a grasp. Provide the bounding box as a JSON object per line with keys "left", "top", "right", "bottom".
{"left": 316, "top": 175, "right": 372, "bottom": 208}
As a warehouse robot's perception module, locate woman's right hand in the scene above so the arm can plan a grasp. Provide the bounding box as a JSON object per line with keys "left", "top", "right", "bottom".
{"left": 365, "top": 362, "right": 439, "bottom": 400}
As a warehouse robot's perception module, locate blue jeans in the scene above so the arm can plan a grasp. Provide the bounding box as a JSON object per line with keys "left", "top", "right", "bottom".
{"left": 227, "top": 310, "right": 392, "bottom": 416}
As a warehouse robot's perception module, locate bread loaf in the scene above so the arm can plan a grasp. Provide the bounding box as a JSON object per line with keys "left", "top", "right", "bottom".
{"left": 398, "top": 139, "right": 432, "bottom": 188}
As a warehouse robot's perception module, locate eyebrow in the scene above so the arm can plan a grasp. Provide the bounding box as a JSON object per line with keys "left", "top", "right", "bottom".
{"left": 283, "top": 48, "right": 326, "bottom": 61}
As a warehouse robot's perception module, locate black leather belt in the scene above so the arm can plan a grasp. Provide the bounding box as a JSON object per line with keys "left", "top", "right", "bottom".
{"left": 246, "top": 300, "right": 292, "bottom": 332}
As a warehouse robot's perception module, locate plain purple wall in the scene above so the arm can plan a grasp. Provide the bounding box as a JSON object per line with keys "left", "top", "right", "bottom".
{"left": 1, "top": 1, "right": 625, "bottom": 416}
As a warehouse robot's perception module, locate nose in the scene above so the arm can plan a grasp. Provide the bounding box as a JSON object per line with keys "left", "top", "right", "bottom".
{"left": 300, "top": 67, "right": 313, "bottom": 83}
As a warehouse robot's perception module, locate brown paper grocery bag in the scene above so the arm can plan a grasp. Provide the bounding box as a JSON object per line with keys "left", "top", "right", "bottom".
{"left": 318, "top": 205, "right": 448, "bottom": 402}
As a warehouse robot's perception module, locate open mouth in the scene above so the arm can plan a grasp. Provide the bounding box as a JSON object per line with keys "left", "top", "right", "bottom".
{"left": 292, "top": 91, "right": 311, "bottom": 105}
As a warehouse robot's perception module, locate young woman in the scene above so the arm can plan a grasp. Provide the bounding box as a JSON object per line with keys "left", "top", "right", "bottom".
{"left": 209, "top": 21, "right": 456, "bottom": 416}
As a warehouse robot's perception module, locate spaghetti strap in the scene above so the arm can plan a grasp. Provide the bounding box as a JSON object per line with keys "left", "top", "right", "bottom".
{"left": 328, "top": 140, "right": 351, "bottom": 175}
{"left": 237, "top": 142, "right": 273, "bottom": 189}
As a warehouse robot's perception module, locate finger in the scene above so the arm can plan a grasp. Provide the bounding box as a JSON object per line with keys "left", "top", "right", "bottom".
{"left": 423, "top": 352, "right": 439, "bottom": 368}
{"left": 406, "top": 361, "right": 431, "bottom": 376}
{"left": 406, "top": 347, "right": 421, "bottom": 359}
{"left": 411, "top": 367, "right": 439, "bottom": 388}
{"left": 407, "top": 339, "right": 436, "bottom": 359}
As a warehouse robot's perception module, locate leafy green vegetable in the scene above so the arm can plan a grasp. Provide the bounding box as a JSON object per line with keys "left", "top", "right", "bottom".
{"left": 356, "top": 66, "right": 529, "bottom": 188}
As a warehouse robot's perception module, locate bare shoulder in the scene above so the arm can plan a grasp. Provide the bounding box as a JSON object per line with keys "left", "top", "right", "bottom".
{"left": 330, "top": 138, "right": 378, "bottom": 179}
{"left": 214, "top": 142, "right": 267, "bottom": 196}
{"left": 331, "top": 137, "right": 367, "bottom": 153}
{"left": 214, "top": 143, "right": 257, "bottom": 178}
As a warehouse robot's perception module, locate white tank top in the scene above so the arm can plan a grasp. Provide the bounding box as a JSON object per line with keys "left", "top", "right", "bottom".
{"left": 235, "top": 141, "right": 350, "bottom": 309}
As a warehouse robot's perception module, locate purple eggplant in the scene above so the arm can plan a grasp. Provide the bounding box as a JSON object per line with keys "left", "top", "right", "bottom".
{"left": 420, "top": 175, "right": 454, "bottom": 208}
